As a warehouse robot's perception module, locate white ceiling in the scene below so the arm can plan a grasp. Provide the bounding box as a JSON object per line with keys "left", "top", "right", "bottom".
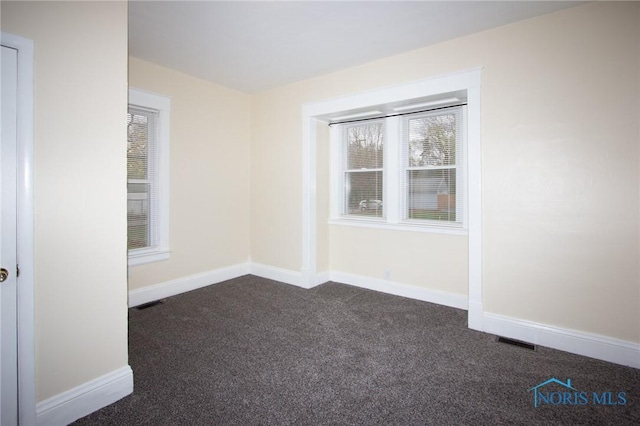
{"left": 129, "top": 1, "right": 584, "bottom": 93}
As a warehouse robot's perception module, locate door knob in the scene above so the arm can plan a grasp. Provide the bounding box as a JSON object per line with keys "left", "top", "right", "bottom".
{"left": 0, "top": 268, "right": 8, "bottom": 282}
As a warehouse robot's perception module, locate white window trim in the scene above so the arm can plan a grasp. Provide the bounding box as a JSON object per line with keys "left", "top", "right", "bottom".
{"left": 331, "top": 106, "right": 466, "bottom": 234}
{"left": 385, "top": 116, "right": 401, "bottom": 224}
{"left": 302, "top": 67, "right": 483, "bottom": 329}
{"left": 327, "top": 217, "right": 469, "bottom": 235}
{"left": 128, "top": 88, "right": 171, "bottom": 266}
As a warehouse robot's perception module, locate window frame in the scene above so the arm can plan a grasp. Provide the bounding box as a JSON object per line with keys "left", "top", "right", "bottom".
{"left": 127, "top": 88, "right": 171, "bottom": 266}
{"left": 339, "top": 119, "right": 386, "bottom": 220}
{"left": 330, "top": 105, "right": 468, "bottom": 235}
{"left": 401, "top": 106, "right": 467, "bottom": 229}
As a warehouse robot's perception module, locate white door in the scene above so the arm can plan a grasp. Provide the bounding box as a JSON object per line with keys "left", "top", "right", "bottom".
{"left": 1, "top": 44, "right": 19, "bottom": 425}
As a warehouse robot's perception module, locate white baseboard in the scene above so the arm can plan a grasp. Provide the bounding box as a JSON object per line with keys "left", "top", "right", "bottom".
{"left": 243, "top": 267, "right": 467, "bottom": 310}
{"left": 36, "top": 365, "right": 133, "bottom": 426}
{"left": 330, "top": 271, "right": 468, "bottom": 310}
{"left": 483, "top": 312, "right": 640, "bottom": 369}
{"left": 250, "top": 262, "right": 304, "bottom": 288}
{"left": 128, "top": 263, "right": 250, "bottom": 308}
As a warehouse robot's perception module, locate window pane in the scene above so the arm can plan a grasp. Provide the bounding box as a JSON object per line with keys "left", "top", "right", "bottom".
{"left": 127, "top": 106, "right": 158, "bottom": 252}
{"left": 346, "top": 122, "right": 384, "bottom": 169}
{"left": 127, "top": 183, "right": 150, "bottom": 249}
{"left": 345, "top": 171, "right": 383, "bottom": 217}
{"left": 127, "top": 112, "right": 149, "bottom": 179}
{"left": 408, "top": 114, "right": 456, "bottom": 167}
{"left": 407, "top": 169, "right": 456, "bottom": 221}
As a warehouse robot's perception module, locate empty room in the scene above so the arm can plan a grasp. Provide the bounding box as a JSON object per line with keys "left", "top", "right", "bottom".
{"left": 1, "top": 1, "right": 639, "bottom": 425}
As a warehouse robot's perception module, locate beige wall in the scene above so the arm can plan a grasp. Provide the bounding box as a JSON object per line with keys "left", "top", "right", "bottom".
{"left": 250, "top": 94, "right": 304, "bottom": 270}
{"left": 2, "top": 1, "right": 129, "bottom": 401}
{"left": 127, "top": 58, "right": 251, "bottom": 289}
{"left": 478, "top": 1, "right": 638, "bottom": 342}
{"left": 251, "top": 2, "right": 639, "bottom": 342}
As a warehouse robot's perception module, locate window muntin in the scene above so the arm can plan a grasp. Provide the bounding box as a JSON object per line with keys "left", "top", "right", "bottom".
{"left": 343, "top": 121, "right": 384, "bottom": 218}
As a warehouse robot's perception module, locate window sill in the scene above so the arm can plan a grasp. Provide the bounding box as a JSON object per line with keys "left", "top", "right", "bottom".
{"left": 128, "top": 248, "right": 171, "bottom": 266}
{"left": 328, "top": 218, "right": 468, "bottom": 236}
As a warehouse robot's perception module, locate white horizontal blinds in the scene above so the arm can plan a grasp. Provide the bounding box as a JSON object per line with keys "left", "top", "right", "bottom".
{"left": 344, "top": 121, "right": 384, "bottom": 217}
{"left": 405, "top": 107, "right": 462, "bottom": 224}
{"left": 127, "top": 106, "right": 158, "bottom": 250}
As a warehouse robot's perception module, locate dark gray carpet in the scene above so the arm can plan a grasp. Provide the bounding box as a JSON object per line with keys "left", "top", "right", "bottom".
{"left": 75, "top": 275, "right": 640, "bottom": 425}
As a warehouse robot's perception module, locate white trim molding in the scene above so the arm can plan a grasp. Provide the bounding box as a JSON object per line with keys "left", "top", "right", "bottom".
{"left": 128, "top": 263, "right": 250, "bottom": 308}
{"left": 465, "top": 81, "right": 483, "bottom": 331}
{"left": 331, "top": 271, "right": 468, "bottom": 310}
{"left": 1, "top": 31, "right": 36, "bottom": 426}
{"left": 36, "top": 366, "right": 133, "bottom": 426}
{"left": 483, "top": 313, "right": 640, "bottom": 369}
{"left": 129, "top": 261, "right": 466, "bottom": 309}
{"left": 300, "top": 110, "right": 317, "bottom": 288}
{"left": 327, "top": 218, "right": 468, "bottom": 236}
{"left": 249, "top": 263, "right": 334, "bottom": 289}
{"left": 250, "top": 262, "right": 309, "bottom": 288}
{"left": 128, "top": 263, "right": 317, "bottom": 308}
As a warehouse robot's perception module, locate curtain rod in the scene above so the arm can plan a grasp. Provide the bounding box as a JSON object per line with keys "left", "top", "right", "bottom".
{"left": 327, "top": 103, "right": 467, "bottom": 127}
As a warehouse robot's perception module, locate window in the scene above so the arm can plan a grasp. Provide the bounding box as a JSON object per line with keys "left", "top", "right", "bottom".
{"left": 404, "top": 108, "right": 463, "bottom": 225}
{"left": 332, "top": 100, "right": 467, "bottom": 233}
{"left": 342, "top": 121, "right": 384, "bottom": 218}
{"left": 127, "top": 88, "right": 170, "bottom": 265}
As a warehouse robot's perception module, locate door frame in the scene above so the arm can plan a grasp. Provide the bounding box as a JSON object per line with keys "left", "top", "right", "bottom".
{"left": 1, "top": 31, "right": 35, "bottom": 425}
